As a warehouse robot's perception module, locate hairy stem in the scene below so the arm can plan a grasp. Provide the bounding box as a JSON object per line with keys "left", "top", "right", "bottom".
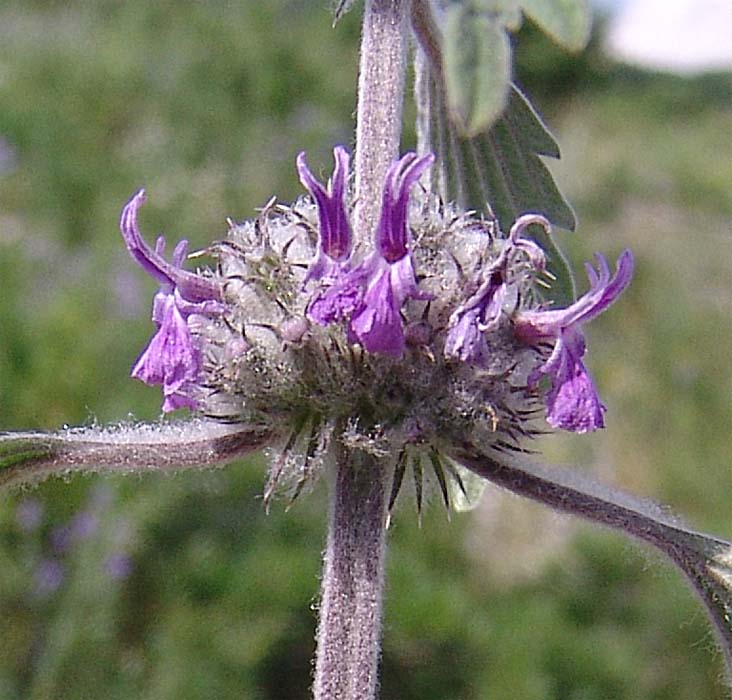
{"left": 353, "top": 0, "right": 409, "bottom": 247}
{"left": 0, "top": 420, "right": 275, "bottom": 491}
{"left": 451, "top": 443, "right": 732, "bottom": 681}
{"left": 313, "top": 448, "right": 389, "bottom": 700}
{"left": 309, "top": 4, "right": 408, "bottom": 696}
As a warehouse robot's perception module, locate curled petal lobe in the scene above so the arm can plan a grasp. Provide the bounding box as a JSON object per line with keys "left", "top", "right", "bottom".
{"left": 120, "top": 190, "right": 170, "bottom": 285}
{"left": 297, "top": 146, "right": 352, "bottom": 283}
{"left": 119, "top": 190, "right": 222, "bottom": 303}
{"left": 515, "top": 249, "right": 634, "bottom": 342}
{"left": 505, "top": 213, "right": 548, "bottom": 271}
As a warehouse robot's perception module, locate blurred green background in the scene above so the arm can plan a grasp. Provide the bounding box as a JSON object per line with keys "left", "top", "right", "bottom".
{"left": 1, "top": 2, "right": 732, "bottom": 698}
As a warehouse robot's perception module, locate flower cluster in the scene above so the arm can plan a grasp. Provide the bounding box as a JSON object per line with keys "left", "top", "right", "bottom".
{"left": 119, "top": 147, "right": 633, "bottom": 500}
{"left": 120, "top": 192, "right": 225, "bottom": 411}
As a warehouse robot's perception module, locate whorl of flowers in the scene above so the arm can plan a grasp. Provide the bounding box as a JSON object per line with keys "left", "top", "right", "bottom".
{"left": 120, "top": 146, "right": 633, "bottom": 504}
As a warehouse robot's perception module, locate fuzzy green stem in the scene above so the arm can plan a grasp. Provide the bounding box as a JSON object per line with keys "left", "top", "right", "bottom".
{"left": 353, "top": 0, "right": 409, "bottom": 247}
{"left": 312, "top": 449, "right": 389, "bottom": 700}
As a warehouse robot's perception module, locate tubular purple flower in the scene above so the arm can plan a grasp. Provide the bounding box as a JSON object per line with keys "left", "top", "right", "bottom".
{"left": 445, "top": 213, "right": 548, "bottom": 364}
{"left": 349, "top": 152, "right": 435, "bottom": 356}
{"left": 306, "top": 152, "right": 434, "bottom": 357}
{"left": 347, "top": 252, "right": 427, "bottom": 357}
{"left": 376, "top": 152, "right": 435, "bottom": 262}
{"left": 120, "top": 190, "right": 224, "bottom": 412}
{"left": 514, "top": 249, "right": 635, "bottom": 432}
{"left": 297, "top": 146, "right": 352, "bottom": 284}
{"left": 444, "top": 269, "right": 507, "bottom": 364}
{"left": 130, "top": 292, "right": 201, "bottom": 412}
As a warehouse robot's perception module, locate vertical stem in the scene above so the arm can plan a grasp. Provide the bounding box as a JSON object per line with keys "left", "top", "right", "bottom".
{"left": 313, "top": 450, "right": 389, "bottom": 700}
{"left": 353, "top": 0, "right": 409, "bottom": 247}
{"left": 312, "top": 3, "right": 408, "bottom": 697}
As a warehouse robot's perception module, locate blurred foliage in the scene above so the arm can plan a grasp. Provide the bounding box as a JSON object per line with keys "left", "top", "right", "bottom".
{"left": 1, "top": 1, "right": 732, "bottom": 699}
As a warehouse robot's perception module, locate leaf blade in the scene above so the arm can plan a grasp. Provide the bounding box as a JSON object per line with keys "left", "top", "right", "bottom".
{"left": 519, "top": 0, "right": 591, "bottom": 52}
{"left": 424, "top": 68, "right": 576, "bottom": 303}
{"left": 443, "top": 4, "right": 511, "bottom": 137}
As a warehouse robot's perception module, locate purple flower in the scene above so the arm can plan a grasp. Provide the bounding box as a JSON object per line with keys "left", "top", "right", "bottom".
{"left": 347, "top": 251, "right": 428, "bottom": 357}
{"left": 120, "top": 190, "right": 224, "bottom": 412}
{"left": 444, "top": 270, "right": 507, "bottom": 364}
{"left": 69, "top": 510, "right": 99, "bottom": 542}
{"left": 297, "top": 146, "right": 352, "bottom": 284}
{"left": 131, "top": 291, "right": 201, "bottom": 411}
{"left": 50, "top": 524, "right": 72, "bottom": 554}
{"left": 445, "top": 214, "right": 548, "bottom": 364}
{"left": 34, "top": 559, "right": 64, "bottom": 598}
{"left": 308, "top": 152, "right": 434, "bottom": 357}
{"left": 15, "top": 498, "right": 43, "bottom": 533}
{"left": 105, "top": 553, "right": 134, "bottom": 581}
{"left": 514, "top": 249, "right": 635, "bottom": 433}
{"left": 51, "top": 510, "right": 98, "bottom": 554}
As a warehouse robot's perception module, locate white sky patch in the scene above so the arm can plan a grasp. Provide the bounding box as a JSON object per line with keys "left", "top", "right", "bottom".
{"left": 604, "top": 0, "right": 732, "bottom": 74}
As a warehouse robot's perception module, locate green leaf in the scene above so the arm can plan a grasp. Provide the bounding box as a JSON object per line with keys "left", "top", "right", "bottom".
{"left": 443, "top": 3, "right": 511, "bottom": 137}
{"left": 423, "top": 70, "right": 576, "bottom": 304}
{"left": 413, "top": 2, "right": 577, "bottom": 303}
{"left": 454, "top": 85, "right": 574, "bottom": 230}
{"left": 471, "top": 85, "right": 576, "bottom": 302}
{"left": 519, "top": 0, "right": 591, "bottom": 51}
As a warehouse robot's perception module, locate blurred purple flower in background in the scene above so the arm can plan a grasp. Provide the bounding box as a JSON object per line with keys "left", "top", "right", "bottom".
{"left": 104, "top": 553, "right": 134, "bottom": 581}
{"left": 34, "top": 559, "right": 64, "bottom": 599}
{"left": 15, "top": 498, "right": 43, "bottom": 533}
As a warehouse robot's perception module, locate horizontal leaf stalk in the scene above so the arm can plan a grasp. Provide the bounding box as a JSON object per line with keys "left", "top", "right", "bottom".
{"left": 0, "top": 420, "right": 275, "bottom": 491}
{"left": 451, "top": 443, "right": 732, "bottom": 681}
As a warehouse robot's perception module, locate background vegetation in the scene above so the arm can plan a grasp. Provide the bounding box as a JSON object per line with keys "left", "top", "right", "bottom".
{"left": 1, "top": 2, "right": 731, "bottom": 698}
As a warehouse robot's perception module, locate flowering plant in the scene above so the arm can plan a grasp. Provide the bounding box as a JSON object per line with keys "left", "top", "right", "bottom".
{"left": 2, "top": 1, "right": 732, "bottom": 698}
